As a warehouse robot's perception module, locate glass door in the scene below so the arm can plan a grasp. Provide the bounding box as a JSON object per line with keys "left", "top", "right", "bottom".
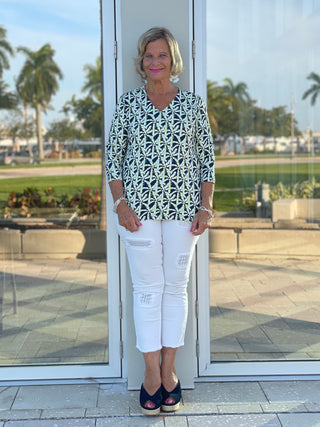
{"left": 0, "top": 0, "right": 121, "bottom": 380}
{"left": 198, "top": 0, "right": 320, "bottom": 377}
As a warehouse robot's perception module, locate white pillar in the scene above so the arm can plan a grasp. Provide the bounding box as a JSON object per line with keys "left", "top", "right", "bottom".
{"left": 102, "top": 0, "right": 208, "bottom": 390}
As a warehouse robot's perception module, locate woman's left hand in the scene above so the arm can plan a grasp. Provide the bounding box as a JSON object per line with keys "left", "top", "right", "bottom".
{"left": 190, "top": 210, "right": 212, "bottom": 236}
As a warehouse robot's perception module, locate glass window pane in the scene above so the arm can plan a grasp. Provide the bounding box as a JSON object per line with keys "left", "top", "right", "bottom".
{"left": 0, "top": 1, "right": 109, "bottom": 366}
{"left": 207, "top": 0, "right": 320, "bottom": 363}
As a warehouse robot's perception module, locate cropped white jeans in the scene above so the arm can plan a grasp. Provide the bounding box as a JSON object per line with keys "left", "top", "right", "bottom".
{"left": 116, "top": 219, "right": 199, "bottom": 353}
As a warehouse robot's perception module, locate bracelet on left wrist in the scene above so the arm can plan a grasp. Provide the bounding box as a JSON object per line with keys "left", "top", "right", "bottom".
{"left": 199, "top": 205, "right": 214, "bottom": 218}
{"left": 113, "top": 196, "right": 126, "bottom": 213}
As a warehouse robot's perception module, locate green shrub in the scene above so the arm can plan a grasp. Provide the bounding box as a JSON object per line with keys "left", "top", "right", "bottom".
{"left": 4, "top": 186, "right": 100, "bottom": 217}
{"left": 67, "top": 187, "right": 100, "bottom": 216}
{"left": 85, "top": 151, "right": 101, "bottom": 158}
{"left": 241, "top": 177, "right": 320, "bottom": 213}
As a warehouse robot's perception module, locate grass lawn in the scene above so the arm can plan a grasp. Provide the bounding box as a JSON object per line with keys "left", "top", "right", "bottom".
{"left": 0, "top": 175, "right": 101, "bottom": 208}
{"left": 0, "top": 162, "right": 319, "bottom": 213}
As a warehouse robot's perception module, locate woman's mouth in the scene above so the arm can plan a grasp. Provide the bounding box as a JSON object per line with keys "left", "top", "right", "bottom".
{"left": 150, "top": 69, "right": 162, "bottom": 73}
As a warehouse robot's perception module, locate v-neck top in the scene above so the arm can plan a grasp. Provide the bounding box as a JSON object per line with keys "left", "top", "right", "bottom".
{"left": 106, "top": 86, "right": 215, "bottom": 222}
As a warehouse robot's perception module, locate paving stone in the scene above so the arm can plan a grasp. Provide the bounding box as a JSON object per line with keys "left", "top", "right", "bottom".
{"left": 4, "top": 420, "right": 95, "bottom": 427}
{"left": 12, "top": 385, "right": 99, "bottom": 410}
{"left": 187, "top": 414, "right": 281, "bottom": 426}
{"left": 305, "top": 402, "right": 320, "bottom": 411}
{"left": 177, "top": 402, "right": 218, "bottom": 415}
{"left": 182, "top": 382, "right": 267, "bottom": 404}
{"left": 217, "top": 403, "right": 262, "bottom": 414}
{"left": 164, "top": 416, "right": 188, "bottom": 426}
{"left": 260, "top": 381, "right": 320, "bottom": 403}
{"left": 261, "top": 402, "right": 307, "bottom": 413}
{"left": 97, "top": 384, "right": 137, "bottom": 416}
{"left": 41, "top": 408, "right": 85, "bottom": 419}
{"left": 95, "top": 417, "right": 165, "bottom": 426}
{"left": 278, "top": 413, "right": 320, "bottom": 427}
{"left": 0, "top": 409, "right": 41, "bottom": 421}
{"left": 0, "top": 388, "right": 19, "bottom": 411}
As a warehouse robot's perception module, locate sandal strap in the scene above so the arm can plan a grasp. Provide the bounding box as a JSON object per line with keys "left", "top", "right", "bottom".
{"left": 140, "top": 384, "right": 162, "bottom": 409}
{"left": 161, "top": 380, "right": 181, "bottom": 405}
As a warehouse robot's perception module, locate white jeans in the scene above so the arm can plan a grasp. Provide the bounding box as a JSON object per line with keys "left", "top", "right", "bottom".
{"left": 116, "top": 219, "right": 199, "bottom": 353}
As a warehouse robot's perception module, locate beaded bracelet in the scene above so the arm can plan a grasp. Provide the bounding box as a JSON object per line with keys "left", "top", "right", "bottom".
{"left": 113, "top": 196, "right": 126, "bottom": 212}
{"left": 199, "top": 206, "right": 215, "bottom": 218}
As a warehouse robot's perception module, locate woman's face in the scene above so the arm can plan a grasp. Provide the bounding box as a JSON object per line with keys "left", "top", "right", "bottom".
{"left": 142, "top": 38, "right": 172, "bottom": 83}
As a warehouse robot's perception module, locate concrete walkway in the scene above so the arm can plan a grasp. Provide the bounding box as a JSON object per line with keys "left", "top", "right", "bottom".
{"left": 1, "top": 380, "right": 320, "bottom": 426}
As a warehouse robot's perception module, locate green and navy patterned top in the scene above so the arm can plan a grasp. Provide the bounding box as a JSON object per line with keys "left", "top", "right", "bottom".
{"left": 106, "top": 86, "right": 215, "bottom": 222}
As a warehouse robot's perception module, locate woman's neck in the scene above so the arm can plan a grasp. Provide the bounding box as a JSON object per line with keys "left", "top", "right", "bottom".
{"left": 145, "top": 80, "right": 176, "bottom": 95}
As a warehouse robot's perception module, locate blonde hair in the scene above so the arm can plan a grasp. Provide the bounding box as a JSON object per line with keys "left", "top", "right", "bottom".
{"left": 135, "top": 27, "right": 183, "bottom": 80}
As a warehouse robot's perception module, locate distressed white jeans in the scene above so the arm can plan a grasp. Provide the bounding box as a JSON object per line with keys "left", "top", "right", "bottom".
{"left": 116, "top": 218, "right": 199, "bottom": 353}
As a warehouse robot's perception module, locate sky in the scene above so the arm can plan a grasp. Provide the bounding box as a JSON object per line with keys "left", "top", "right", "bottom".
{"left": 1, "top": 0, "right": 320, "bottom": 132}
{"left": 1, "top": 0, "right": 101, "bottom": 126}
{"left": 207, "top": 0, "right": 320, "bottom": 132}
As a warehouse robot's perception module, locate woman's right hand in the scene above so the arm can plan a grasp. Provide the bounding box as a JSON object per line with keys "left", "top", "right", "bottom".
{"left": 117, "top": 201, "right": 141, "bottom": 232}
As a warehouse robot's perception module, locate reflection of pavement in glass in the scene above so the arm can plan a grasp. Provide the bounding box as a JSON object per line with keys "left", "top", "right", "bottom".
{"left": 210, "top": 257, "right": 320, "bottom": 361}
{"left": 0, "top": 259, "right": 108, "bottom": 365}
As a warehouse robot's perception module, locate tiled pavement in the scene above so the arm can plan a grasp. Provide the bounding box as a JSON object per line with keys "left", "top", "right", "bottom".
{"left": 2, "top": 257, "right": 320, "bottom": 364}
{"left": 210, "top": 257, "right": 320, "bottom": 361}
{"left": 1, "top": 381, "right": 320, "bottom": 426}
{"left": 1, "top": 256, "right": 320, "bottom": 425}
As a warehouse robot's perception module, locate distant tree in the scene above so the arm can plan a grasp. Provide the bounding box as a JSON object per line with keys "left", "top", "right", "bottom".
{"left": 0, "top": 25, "right": 14, "bottom": 77}
{"left": 63, "top": 95, "right": 102, "bottom": 138}
{"left": 207, "top": 80, "right": 240, "bottom": 154}
{"left": 0, "top": 80, "right": 18, "bottom": 109}
{"left": 223, "top": 77, "right": 251, "bottom": 106}
{"left": 302, "top": 72, "right": 320, "bottom": 106}
{"left": 5, "top": 110, "right": 35, "bottom": 151}
{"left": 46, "top": 118, "right": 84, "bottom": 143}
{"left": 82, "top": 56, "right": 102, "bottom": 102}
{"left": 16, "top": 43, "right": 63, "bottom": 160}
{"left": 0, "top": 27, "right": 17, "bottom": 111}
{"left": 82, "top": 55, "right": 105, "bottom": 230}
{"left": 64, "top": 55, "right": 105, "bottom": 228}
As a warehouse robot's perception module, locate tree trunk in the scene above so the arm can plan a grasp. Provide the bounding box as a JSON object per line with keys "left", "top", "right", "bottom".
{"left": 221, "top": 137, "right": 227, "bottom": 156}
{"left": 24, "top": 104, "right": 33, "bottom": 157}
{"left": 36, "top": 103, "right": 44, "bottom": 160}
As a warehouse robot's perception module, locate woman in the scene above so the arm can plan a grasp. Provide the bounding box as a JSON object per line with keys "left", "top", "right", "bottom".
{"left": 106, "top": 27, "right": 215, "bottom": 415}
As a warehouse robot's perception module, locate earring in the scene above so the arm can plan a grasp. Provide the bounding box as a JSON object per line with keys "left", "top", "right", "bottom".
{"left": 170, "top": 76, "right": 179, "bottom": 83}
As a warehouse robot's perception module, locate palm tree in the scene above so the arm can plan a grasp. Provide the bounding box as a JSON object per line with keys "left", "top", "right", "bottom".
{"left": 82, "top": 55, "right": 105, "bottom": 229}
{"left": 207, "top": 80, "right": 241, "bottom": 155}
{"left": 302, "top": 72, "right": 320, "bottom": 106}
{"left": 222, "top": 78, "right": 251, "bottom": 153}
{"left": 16, "top": 43, "right": 63, "bottom": 160}
{"left": 0, "top": 80, "right": 17, "bottom": 109}
{"left": 223, "top": 77, "right": 251, "bottom": 106}
{"left": 0, "top": 25, "right": 14, "bottom": 78}
{"left": 82, "top": 56, "right": 102, "bottom": 102}
{"left": 0, "top": 26, "right": 16, "bottom": 111}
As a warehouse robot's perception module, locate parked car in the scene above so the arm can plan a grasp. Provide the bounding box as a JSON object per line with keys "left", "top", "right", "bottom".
{"left": 0, "top": 151, "right": 40, "bottom": 166}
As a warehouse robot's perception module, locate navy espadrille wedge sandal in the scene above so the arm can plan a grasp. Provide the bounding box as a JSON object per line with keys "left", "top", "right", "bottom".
{"left": 161, "top": 380, "right": 181, "bottom": 412}
{"left": 140, "top": 384, "right": 162, "bottom": 415}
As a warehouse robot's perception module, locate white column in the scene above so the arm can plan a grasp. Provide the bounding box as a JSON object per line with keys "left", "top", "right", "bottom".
{"left": 104, "top": 0, "right": 208, "bottom": 389}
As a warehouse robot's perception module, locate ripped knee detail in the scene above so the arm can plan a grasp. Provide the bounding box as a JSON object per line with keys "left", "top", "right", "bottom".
{"left": 177, "top": 253, "right": 189, "bottom": 268}
{"left": 127, "top": 238, "right": 152, "bottom": 248}
{"left": 139, "top": 293, "right": 153, "bottom": 305}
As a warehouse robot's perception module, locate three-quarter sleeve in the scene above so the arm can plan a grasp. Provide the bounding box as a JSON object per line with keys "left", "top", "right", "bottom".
{"left": 195, "top": 97, "right": 215, "bottom": 183}
{"left": 105, "top": 95, "right": 129, "bottom": 182}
